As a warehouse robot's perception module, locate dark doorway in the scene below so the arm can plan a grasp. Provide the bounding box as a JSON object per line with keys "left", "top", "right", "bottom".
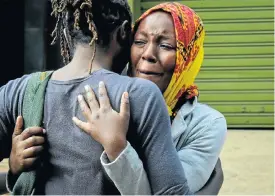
{"left": 0, "top": 0, "right": 24, "bottom": 87}
{"left": 45, "top": 0, "right": 62, "bottom": 71}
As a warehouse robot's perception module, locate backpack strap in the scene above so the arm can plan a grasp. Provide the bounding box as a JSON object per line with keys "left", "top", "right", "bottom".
{"left": 22, "top": 71, "right": 53, "bottom": 128}
{"left": 12, "top": 71, "right": 53, "bottom": 195}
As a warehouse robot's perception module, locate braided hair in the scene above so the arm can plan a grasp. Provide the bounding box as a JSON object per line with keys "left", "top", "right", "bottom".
{"left": 50, "top": 0, "right": 132, "bottom": 67}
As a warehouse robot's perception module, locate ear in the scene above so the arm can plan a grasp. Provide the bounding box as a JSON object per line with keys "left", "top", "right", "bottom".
{"left": 117, "top": 20, "right": 131, "bottom": 46}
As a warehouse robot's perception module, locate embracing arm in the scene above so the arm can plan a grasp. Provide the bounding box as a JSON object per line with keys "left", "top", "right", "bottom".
{"left": 101, "top": 107, "right": 227, "bottom": 195}
{"left": 74, "top": 81, "right": 191, "bottom": 195}
{"left": 0, "top": 75, "right": 30, "bottom": 161}
{"left": 103, "top": 80, "right": 191, "bottom": 195}
{"left": 176, "top": 117, "right": 227, "bottom": 192}
{"left": 0, "top": 75, "right": 38, "bottom": 193}
{"left": 0, "top": 80, "right": 22, "bottom": 194}
{"left": 100, "top": 141, "right": 151, "bottom": 195}
{"left": 195, "top": 158, "right": 224, "bottom": 195}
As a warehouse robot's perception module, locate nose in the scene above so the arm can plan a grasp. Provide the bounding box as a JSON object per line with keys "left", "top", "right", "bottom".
{"left": 142, "top": 43, "right": 157, "bottom": 63}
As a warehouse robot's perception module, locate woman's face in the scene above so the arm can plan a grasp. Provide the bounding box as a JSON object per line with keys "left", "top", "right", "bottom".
{"left": 131, "top": 11, "right": 177, "bottom": 92}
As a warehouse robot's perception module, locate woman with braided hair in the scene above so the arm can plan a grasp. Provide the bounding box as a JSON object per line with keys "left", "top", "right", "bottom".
{"left": 0, "top": 0, "right": 191, "bottom": 194}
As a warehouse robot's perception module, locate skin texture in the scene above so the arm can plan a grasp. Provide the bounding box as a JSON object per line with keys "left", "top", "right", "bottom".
{"left": 9, "top": 117, "right": 46, "bottom": 175}
{"left": 131, "top": 11, "right": 176, "bottom": 92}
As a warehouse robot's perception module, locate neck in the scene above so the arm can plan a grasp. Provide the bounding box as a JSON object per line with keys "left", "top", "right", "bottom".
{"left": 70, "top": 43, "right": 113, "bottom": 72}
{"left": 53, "top": 44, "right": 114, "bottom": 80}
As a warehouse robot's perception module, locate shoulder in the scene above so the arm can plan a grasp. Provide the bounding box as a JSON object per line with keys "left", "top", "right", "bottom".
{"left": 0, "top": 74, "right": 32, "bottom": 123}
{"left": 128, "top": 77, "right": 161, "bottom": 95}
{"left": 193, "top": 102, "right": 225, "bottom": 122}
{"left": 172, "top": 99, "right": 227, "bottom": 144}
{"left": 177, "top": 99, "right": 226, "bottom": 126}
{"left": 104, "top": 69, "right": 162, "bottom": 100}
{"left": 0, "top": 74, "right": 31, "bottom": 98}
{"left": 190, "top": 102, "right": 226, "bottom": 132}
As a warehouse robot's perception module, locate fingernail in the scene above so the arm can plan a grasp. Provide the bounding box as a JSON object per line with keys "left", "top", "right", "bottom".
{"left": 124, "top": 92, "right": 129, "bottom": 99}
{"left": 124, "top": 92, "right": 129, "bottom": 103}
{"left": 99, "top": 81, "right": 104, "bottom": 87}
{"left": 78, "top": 95, "right": 83, "bottom": 101}
{"left": 85, "top": 85, "right": 90, "bottom": 92}
{"left": 43, "top": 129, "right": 46, "bottom": 134}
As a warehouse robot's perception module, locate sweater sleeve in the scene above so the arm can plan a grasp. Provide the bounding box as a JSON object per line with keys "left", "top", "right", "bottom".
{"left": 100, "top": 142, "right": 151, "bottom": 195}
{"left": 176, "top": 116, "right": 227, "bottom": 192}
{"left": 100, "top": 116, "right": 226, "bottom": 194}
{"left": 0, "top": 75, "right": 30, "bottom": 161}
{"left": 100, "top": 79, "right": 191, "bottom": 195}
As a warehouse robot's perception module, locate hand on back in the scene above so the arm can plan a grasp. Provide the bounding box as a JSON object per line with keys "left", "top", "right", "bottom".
{"left": 73, "top": 81, "right": 130, "bottom": 161}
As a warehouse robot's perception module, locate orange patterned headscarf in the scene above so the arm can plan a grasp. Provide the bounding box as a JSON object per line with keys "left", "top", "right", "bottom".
{"left": 134, "top": 2, "right": 205, "bottom": 116}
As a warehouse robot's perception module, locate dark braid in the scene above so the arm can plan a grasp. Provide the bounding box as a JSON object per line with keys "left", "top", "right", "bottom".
{"left": 50, "top": 0, "right": 132, "bottom": 66}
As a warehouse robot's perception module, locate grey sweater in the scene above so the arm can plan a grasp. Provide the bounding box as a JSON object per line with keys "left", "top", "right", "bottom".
{"left": 0, "top": 69, "right": 191, "bottom": 195}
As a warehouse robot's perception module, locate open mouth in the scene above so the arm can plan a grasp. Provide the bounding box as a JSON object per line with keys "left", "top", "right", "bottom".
{"left": 137, "top": 69, "right": 164, "bottom": 77}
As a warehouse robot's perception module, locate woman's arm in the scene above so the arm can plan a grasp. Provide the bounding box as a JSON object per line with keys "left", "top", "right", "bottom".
{"left": 100, "top": 108, "right": 226, "bottom": 194}
{"left": 74, "top": 84, "right": 152, "bottom": 195}
{"left": 175, "top": 117, "right": 227, "bottom": 192}
{"left": 195, "top": 158, "right": 224, "bottom": 195}
{"left": 100, "top": 116, "right": 226, "bottom": 195}
{"left": 74, "top": 83, "right": 191, "bottom": 195}
{"left": 100, "top": 142, "right": 151, "bottom": 195}
{"left": 74, "top": 83, "right": 227, "bottom": 194}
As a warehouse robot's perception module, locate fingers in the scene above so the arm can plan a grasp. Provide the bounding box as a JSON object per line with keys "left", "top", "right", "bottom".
{"left": 22, "top": 157, "right": 39, "bottom": 169}
{"left": 13, "top": 116, "right": 24, "bottom": 137}
{"left": 120, "top": 92, "right": 130, "bottom": 119}
{"left": 72, "top": 117, "right": 92, "bottom": 135}
{"left": 98, "top": 81, "right": 111, "bottom": 111}
{"left": 84, "top": 85, "right": 99, "bottom": 111}
{"left": 21, "top": 127, "right": 45, "bottom": 140}
{"left": 23, "top": 136, "right": 45, "bottom": 149}
{"left": 78, "top": 95, "right": 92, "bottom": 121}
{"left": 23, "top": 146, "right": 44, "bottom": 158}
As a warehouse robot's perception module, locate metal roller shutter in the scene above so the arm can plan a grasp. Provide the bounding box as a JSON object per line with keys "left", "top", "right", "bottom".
{"left": 128, "top": 0, "right": 274, "bottom": 128}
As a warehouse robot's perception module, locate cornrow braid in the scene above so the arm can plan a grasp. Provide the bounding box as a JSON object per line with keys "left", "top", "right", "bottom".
{"left": 79, "top": 0, "right": 98, "bottom": 73}
{"left": 50, "top": 0, "right": 132, "bottom": 72}
{"left": 50, "top": 0, "right": 98, "bottom": 69}
{"left": 51, "top": 0, "right": 71, "bottom": 64}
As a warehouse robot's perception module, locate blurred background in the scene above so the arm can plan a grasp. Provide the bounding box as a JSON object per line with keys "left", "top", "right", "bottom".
{"left": 0, "top": 0, "right": 274, "bottom": 194}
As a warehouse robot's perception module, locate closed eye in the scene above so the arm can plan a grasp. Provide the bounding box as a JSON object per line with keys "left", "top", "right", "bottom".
{"left": 133, "top": 40, "right": 146, "bottom": 46}
{"left": 160, "top": 44, "right": 176, "bottom": 50}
